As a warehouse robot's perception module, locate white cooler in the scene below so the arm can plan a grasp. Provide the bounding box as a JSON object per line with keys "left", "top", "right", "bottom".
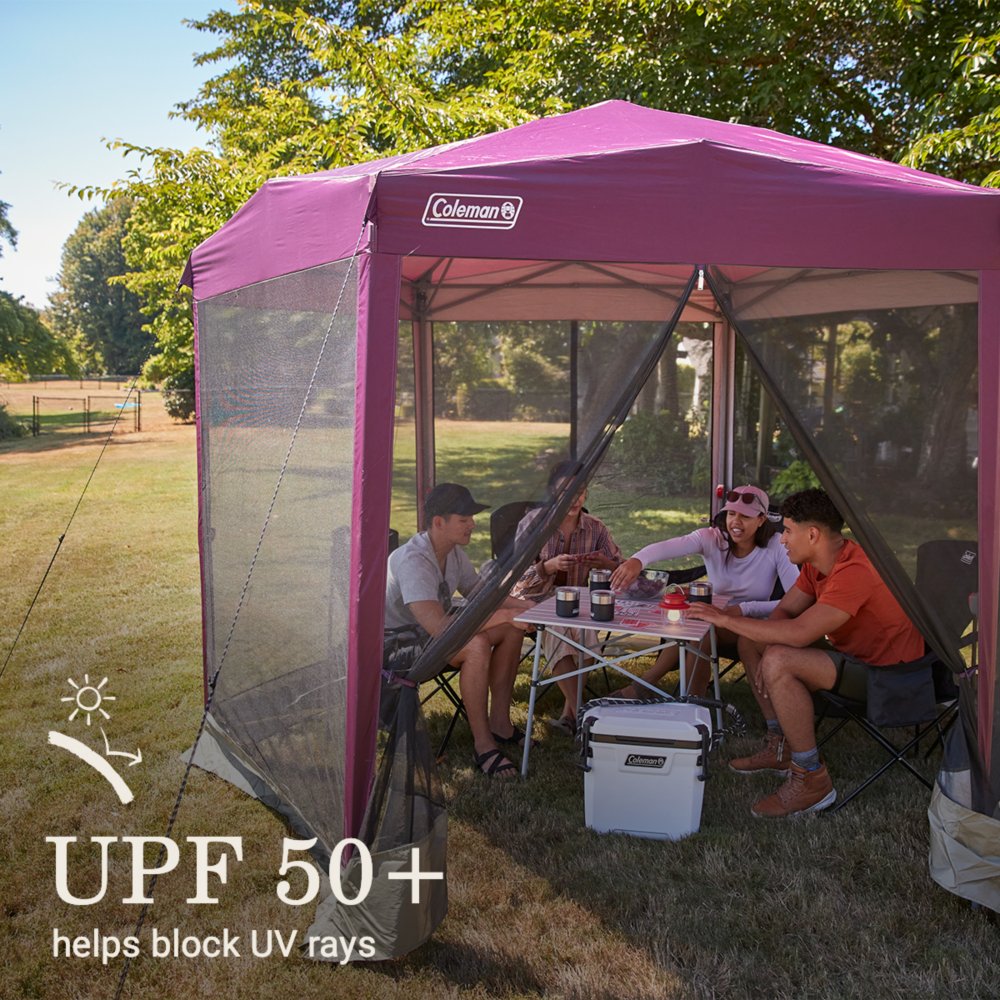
{"left": 580, "top": 701, "right": 713, "bottom": 840}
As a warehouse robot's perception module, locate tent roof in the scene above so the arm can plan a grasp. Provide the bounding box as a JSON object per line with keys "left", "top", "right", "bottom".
{"left": 184, "top": 100, "right": 1000, "bottom": 302}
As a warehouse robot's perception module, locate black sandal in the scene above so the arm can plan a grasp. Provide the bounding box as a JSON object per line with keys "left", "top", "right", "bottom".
{"left": 473, "top": 747, "right": 518, "bottom": 778}
{"left": 491, "top": 725, "right": 539, "bottom": 750}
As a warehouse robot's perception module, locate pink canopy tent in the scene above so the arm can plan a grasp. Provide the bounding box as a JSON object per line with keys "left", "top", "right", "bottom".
{"left": 183, "top": 101, "right": 1000, "bottom": 954}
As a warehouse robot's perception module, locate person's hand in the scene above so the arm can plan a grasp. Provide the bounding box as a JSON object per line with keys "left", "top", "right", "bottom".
{"left": 685, "top": 602, "right": 727, "bottom": 625}
{"left": 722, "top": 604, "right": 744, "bottom": 617}
{"left": 610, "top": 557, "right": 642, "bottom": 591}
{"left": 543, "top": 553, "right": 577, "bottom": 574}
{"left": 578, "top": 550, "right": 615, "bottom": 569}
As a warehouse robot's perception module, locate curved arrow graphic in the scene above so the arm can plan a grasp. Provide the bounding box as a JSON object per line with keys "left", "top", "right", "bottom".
{"left": 47, "top": 731, "right": 134, "bottom": 804}
{"left": 100, "top": 727, "right": 142, "bottom": 766}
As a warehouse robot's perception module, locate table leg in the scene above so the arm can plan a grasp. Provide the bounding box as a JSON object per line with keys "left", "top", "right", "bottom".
{"left": 521, "top": 626, "right": 546, "bottom": 778}
{"left": 709, "top": 624, "right": 723, "bottom": 732}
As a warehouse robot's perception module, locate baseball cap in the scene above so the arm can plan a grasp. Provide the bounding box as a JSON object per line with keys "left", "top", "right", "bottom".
{"left": 424, "top": 483, "right": 490, "bottom": 519}
{"left": 721, "top": 485, "right": 769, "bottom": 518}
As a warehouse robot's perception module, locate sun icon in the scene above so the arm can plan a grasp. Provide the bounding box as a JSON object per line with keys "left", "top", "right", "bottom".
{"left": 61, "top": 674, "right": 116, "bottom": 726}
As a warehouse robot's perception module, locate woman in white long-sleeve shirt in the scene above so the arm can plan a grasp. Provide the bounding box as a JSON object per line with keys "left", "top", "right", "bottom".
{"left": 609, "top": 484, "right": 799, "bottom": 697}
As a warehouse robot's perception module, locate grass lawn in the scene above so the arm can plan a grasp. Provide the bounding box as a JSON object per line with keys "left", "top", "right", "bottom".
{"left": 1, "top": 413, "right": 997, "bottom": 1000}
{"left": 392, "top": 419, "right": 709, "bottom": 566}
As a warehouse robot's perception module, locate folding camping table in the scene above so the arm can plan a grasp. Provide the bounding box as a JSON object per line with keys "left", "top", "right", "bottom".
{"left": 514, "top": 592, "right": 728, "bottom": 777}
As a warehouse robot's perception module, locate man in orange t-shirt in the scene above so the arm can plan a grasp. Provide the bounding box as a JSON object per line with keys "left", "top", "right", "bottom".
{"left": 687, "top": 488, "right": 924, "bottom": 819}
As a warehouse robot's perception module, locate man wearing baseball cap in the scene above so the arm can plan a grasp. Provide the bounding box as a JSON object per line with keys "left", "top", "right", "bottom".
{"left": 688, "top": 488, "right": 924, "bottom": 818}
{"left": 385, "top": 483, "right": 531, "bottom": 779}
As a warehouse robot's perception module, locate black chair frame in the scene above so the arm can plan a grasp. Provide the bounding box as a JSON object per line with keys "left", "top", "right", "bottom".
{"left": 817, "top": 662, "right": 959, "bottom": 812}
{"left": 421, "top": 667, "right": 466, "bottom": 760}
{"left": 815, "top": 538, "right": 976, "bottom": 812}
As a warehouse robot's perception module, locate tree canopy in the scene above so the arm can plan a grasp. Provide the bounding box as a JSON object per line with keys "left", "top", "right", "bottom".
{"left": 902, "top": 2, "right": 1000, "bottom": 183}
{"left": 0, "top": 291, "right": 78, "bottom": 380}
{"left": 0, "top": 166, "right": 16, "bottom": 262}
{"left": 49, "top": 199, "right": 153, "bottom": 375}
{"left": 0, "top": 199, "right": 15, "bottom": 261}
{"left": 83, "top": 0, "right": 999, "bottom": 397}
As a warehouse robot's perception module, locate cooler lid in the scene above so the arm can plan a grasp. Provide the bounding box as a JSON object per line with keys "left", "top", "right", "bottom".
{"left": 582, "top": 701, "right": 712, "bottom": 741}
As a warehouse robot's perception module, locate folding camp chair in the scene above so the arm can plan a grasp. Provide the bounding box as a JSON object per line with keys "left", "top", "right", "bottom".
{"left": 420, "top": 667, "right": 466, "bottom": 759}
{"left": 816, "top": 539, "right": 976, "bottom": 811}
{"left": 490, "top": 500, "right": 539, "bottom": 563}
{"left": 490, "top": 499, "right": 542, "bottom": 669}
{"left": 382, "top": 619, "right": 467, "bottom": 760}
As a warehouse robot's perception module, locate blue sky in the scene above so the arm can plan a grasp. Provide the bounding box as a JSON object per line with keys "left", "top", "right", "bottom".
{"left": 1, "top": 0, "right": 237, "bottom": 309}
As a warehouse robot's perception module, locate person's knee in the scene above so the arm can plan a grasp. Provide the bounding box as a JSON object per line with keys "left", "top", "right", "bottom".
{"left": 762, "top": 645, "right": 835, "bottom": 691}
{"left": 457, "top": 633, "right": 491, "bottom": 666}
{"left": 484, "top": 622, "right": 521, "bottom": 649}
{"left": 498, "top": 622, "right": 523, "bottom": 645}
{"left": 760, "top": 645, "right": 798, "bottom": 686}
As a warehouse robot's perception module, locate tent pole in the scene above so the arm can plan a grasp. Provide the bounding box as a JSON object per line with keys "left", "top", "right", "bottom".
{"left": 978, "top": 269, "right": 1000, "bottom": 804}
{"left": 711, "top": 318, "right": 735, "bottom": 514}
{"left": 412, "top": 283, "right": 435, "bottom": 528}
{"left": 570, "top": 320, "right": 579, "bottom": 460}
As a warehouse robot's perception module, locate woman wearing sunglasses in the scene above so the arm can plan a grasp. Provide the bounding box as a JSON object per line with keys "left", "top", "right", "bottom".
{"left": 609, "top": 485, "right": 799, "bottom": 698}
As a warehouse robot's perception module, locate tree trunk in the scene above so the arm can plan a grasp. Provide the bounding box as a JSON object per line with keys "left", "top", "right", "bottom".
{"left": 656, "top": 337, "right": 679, "bottom": 416}
{"left": 822, "top": 324, "right": 837, "bottom": 429}
{"left": 915, "top": 322, "right": 977, "bottom": 493}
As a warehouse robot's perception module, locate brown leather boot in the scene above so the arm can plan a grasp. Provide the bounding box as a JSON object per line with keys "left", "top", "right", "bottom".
{"left": 751, "top": 762, "right": 836, "bottom": 818}
{"left": 729, "top": 730, "right": 791, "bottom": 776}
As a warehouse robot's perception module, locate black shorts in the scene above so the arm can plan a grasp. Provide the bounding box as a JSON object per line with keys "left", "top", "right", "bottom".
{"left": 819, "top": 649, "right": 871, "bottom": 701}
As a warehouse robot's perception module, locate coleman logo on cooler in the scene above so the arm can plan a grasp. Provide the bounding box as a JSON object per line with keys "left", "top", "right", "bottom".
{"left": 624, "top": 753, "right": 666, "bottom": 769}
{"left": 422, "top": 193, "right": 523, "bottom": 230}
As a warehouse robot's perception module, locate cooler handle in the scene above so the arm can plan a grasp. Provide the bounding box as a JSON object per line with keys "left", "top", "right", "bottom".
{"left": 577, "top": 713, "right": 598, "bottom": 772}
{"left": 695, "top": 723, "right": 711, "bottom": 782}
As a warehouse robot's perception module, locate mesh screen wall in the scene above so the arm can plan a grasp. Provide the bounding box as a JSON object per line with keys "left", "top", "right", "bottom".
{"left": 196, "top": 258, "right": 358, "bottom": 852}
{"left": 711, "top": 266, "right": 978, "bottom": 576}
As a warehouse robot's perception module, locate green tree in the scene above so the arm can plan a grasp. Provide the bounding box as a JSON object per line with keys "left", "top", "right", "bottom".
{"left": 0, "top": 291, "right": 78, "bottom": 379}
{"left": 430, "top": 321, "right": 496, "bottom": 416}
{"left": 49, "top": 199, "right": 153, "bottom": 375}
{"left": 85, "top": 0, "right": 993, "bottom": 396}
{"left": 901, "top": 2, "right": 1000, "bottom": 184}
{"left": 0, "top": 167, "right": 17, "bottom": 261}
{"left": 0, "top": 198, "right": 15, "bottom": 260}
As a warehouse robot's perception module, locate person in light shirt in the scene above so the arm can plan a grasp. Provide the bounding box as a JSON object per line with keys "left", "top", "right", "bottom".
{"left": 384, "top": 483, "right": 531, "bottom": 779}
{"left": 609, "top": 485, "right": 799, "bottom": 698}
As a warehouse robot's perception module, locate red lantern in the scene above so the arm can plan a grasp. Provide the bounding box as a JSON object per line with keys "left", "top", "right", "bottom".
{"left": 659, "top": 585, "right": 690, "bottom": 622}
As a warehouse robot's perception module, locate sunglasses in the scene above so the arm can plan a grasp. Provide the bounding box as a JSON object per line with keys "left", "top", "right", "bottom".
{"left": 726, "top": 490, "right": 765, "bottom": 511}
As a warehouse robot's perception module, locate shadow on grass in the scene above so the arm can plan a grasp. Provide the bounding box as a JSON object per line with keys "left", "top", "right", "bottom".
{"left": 409, "top": 669, "right": 995, "bottom": 1000}
{"left": 361, "top": 938, "right": 547, "bottom": 995}
{"left": 0, "top": 426, "right": 182, "bottom": 457}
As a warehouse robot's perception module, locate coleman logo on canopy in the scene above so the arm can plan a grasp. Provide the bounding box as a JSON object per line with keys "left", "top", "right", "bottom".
{"left": 422, "top": 193, "right": 523, "bottom": 230}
